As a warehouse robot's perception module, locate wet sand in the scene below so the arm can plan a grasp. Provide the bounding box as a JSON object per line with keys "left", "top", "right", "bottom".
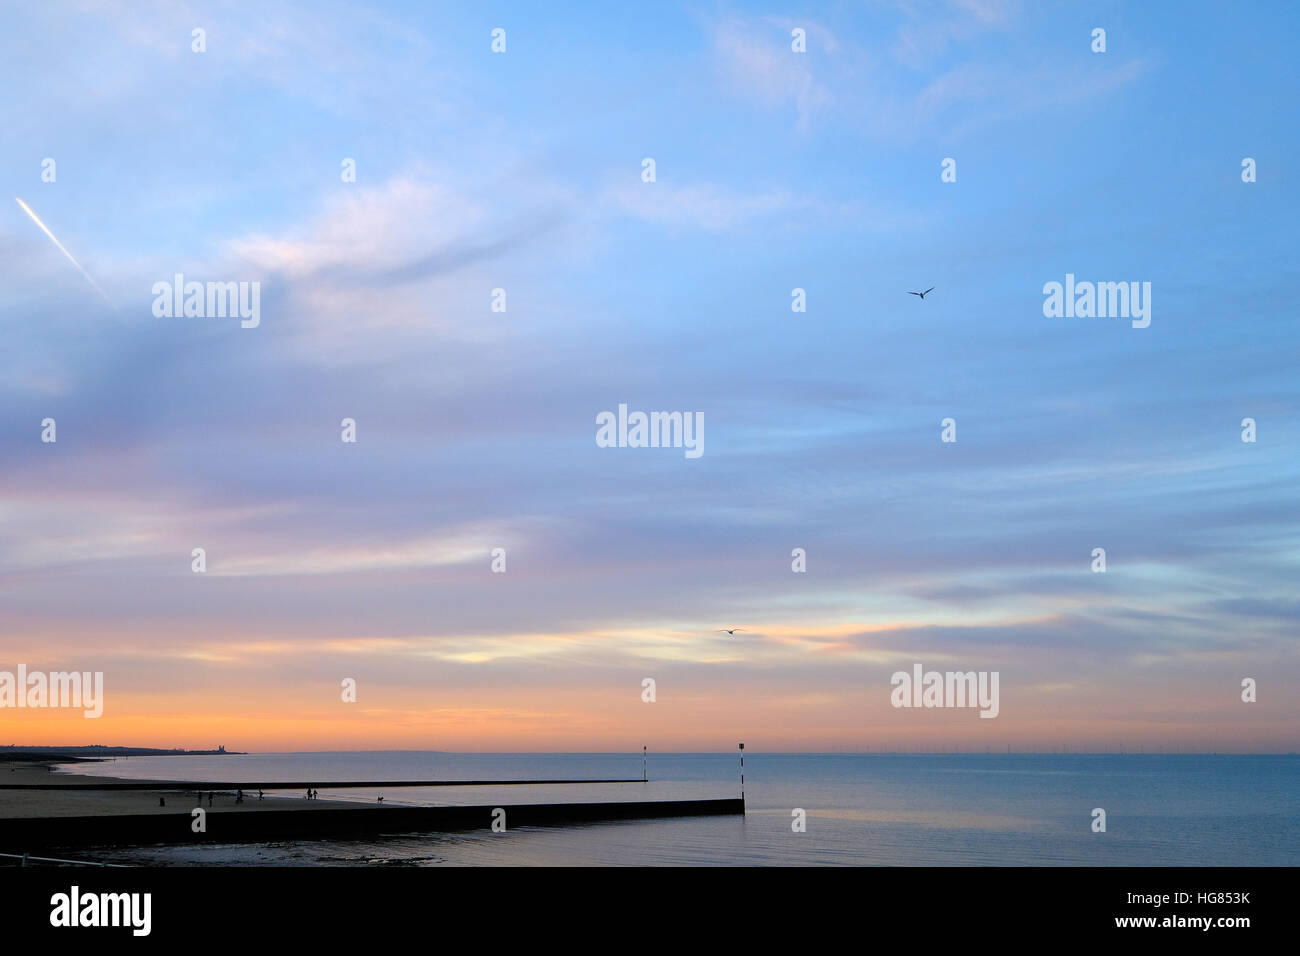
{"left": 0, "top": 762, "right": 357, "bottom": 819}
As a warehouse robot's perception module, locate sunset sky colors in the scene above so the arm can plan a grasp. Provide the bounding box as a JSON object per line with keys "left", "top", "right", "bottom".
{"left": 1, "top": 1, "right": 1296, "bottom": 752}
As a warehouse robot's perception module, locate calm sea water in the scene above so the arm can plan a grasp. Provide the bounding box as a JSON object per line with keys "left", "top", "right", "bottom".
{"left": 64, "top": 752, "right": 1297, "bottom": 866}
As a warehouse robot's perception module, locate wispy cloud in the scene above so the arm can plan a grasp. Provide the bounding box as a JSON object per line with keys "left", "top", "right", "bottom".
{"left": 712, "top": 16, "right": 834, "bottom": 127}
{"left": 710, "top": 3, "right": 1147, "bottom": 141}
{"left": 611, "top": 180, "right": 804, "bottom": 231}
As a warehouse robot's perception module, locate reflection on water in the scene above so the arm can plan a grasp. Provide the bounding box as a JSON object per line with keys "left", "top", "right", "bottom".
{"left": 70, "top": 753, "right": 1298, "bottom": 866}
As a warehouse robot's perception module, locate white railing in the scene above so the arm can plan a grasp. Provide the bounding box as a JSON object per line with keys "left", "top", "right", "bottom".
{"left": 0, "top": 851, "right": 126, "bottom": 867}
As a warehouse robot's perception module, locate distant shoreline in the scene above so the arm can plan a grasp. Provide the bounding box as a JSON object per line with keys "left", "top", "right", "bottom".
{"left": 0, "top": 746, "right": 243, "bottom": 762}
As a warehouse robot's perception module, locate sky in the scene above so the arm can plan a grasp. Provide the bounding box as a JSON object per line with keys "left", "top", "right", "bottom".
{"left": 0, "top": 1, "right": 1296, "bottom": 753}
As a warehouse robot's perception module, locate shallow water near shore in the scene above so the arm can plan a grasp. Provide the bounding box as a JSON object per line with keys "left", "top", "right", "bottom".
{"left": 64, "top": 752, "right": 1298, "bottom": 866}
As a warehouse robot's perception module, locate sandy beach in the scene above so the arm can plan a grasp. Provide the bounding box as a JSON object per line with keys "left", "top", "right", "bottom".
{"left": 0, "top": 762, "right": 358, "bottom": 819}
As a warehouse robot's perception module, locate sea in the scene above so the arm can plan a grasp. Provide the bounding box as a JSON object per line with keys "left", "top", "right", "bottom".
{"left": 62, "top": 752, "right": 1297, "bottom": 866}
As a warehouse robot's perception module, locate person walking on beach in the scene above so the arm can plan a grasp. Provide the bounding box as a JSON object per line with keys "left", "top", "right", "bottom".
{"left": 258, "top": 789, "right": 264, "bottom": 801}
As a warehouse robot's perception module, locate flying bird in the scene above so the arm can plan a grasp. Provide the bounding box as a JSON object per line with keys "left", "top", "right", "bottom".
{"left": 908, "top": 287, "right": 935, "bottom": 299}
{"left": 13, "top": 197, "right": 115, "bottom": 308}
{"left": 717, "top": 627, "right": 745, "bottom": 636}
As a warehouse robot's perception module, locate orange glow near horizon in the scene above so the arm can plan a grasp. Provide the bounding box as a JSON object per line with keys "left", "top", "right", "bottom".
{"left": 1, "top": 607, "right": 1296, "bottom": 753}
{"left": 2, "top": 677, "right": 1294, "bottom": 753}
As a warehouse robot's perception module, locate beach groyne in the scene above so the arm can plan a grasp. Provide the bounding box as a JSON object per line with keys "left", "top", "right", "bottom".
{"left": 0, "top": 798, "right": 745, "bottom": 851}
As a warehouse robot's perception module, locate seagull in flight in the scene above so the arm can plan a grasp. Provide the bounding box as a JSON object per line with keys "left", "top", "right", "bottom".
{"left": 908, "top": 287, "right": 935, "bottom": 300}
{"left": 717, "top": 627, "right": 745, "bottom": 636}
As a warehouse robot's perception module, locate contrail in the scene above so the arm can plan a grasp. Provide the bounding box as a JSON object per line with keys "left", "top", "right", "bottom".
{"left": 14, "top": 197, "right": 115, "bottom": 308}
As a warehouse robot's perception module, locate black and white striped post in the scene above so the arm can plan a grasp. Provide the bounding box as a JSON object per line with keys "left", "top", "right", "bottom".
{"left": 738, "top": 742, "right": 744, "bottom": 803}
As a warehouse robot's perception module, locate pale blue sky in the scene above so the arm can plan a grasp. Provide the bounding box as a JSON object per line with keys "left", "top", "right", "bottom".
{"left": 1, "top": 1, "right": 1296, "bottom": 750}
